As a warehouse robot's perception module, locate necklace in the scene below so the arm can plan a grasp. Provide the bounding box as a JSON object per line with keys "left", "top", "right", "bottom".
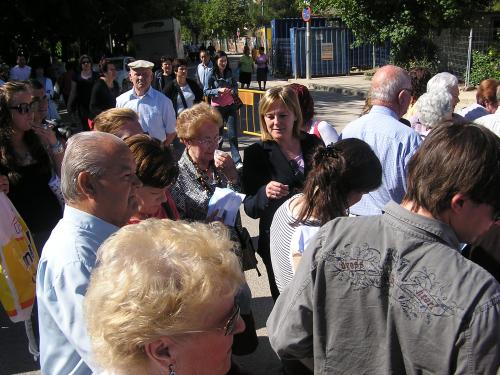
{"left": 188, "top": 153, "right": 222, "bottom": 194}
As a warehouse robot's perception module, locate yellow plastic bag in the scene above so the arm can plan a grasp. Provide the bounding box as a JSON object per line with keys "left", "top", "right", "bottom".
{"left": 0, "top": 192, "right": 39, "bottom": 322}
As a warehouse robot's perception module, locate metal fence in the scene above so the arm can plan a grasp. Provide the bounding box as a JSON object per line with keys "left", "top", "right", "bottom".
{"left": 431, "top": 13, "right": 499, "bottom": 79}
{"left": 236, "top": 89, "right": 265, "bottom": 136}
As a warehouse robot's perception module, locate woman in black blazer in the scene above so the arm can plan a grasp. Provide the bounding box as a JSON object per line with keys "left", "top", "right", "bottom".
{"left": 242, "top": 86, "right": 321, "bottom": 300}
{"left": 163, "top": 58, "right": 203, "bottom": 117}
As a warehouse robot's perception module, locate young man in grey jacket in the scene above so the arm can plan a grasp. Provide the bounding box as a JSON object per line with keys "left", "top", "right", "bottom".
{"left": 267, "top": 122, "right": 500, "bottom": 374}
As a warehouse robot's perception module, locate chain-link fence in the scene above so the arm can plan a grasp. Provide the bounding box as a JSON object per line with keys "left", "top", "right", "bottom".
{"left": 431, "top": 13, "right": 499, "bottom": 80}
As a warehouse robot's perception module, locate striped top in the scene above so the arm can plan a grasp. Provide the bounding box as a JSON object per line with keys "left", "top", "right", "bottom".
{"left": 270, "top": 194, "right": 321, "bottom": 293}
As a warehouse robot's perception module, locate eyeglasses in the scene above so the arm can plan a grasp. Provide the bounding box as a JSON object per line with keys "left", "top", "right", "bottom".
{"left": 8, "top": 102, "right": 36, "bottom": 114}
{"left": 193, "top": 136, "right": 223, "bottom": 146}
{"left": 81, "top": 60, "right": 91, "bottom": 65}
{"left": 181, "top": 303, "right": 241, "bottom": 336}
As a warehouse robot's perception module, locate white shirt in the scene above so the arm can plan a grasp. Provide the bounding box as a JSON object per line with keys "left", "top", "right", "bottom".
{"left": 474, "top": 113, "right": 500, "bottom": 137}
{"left": 458, "top": 103, "right": 490, "bottom": 122}
{"left": 9, "top": 65, "right": 31, "bottom": 81}
{"left": 176, "top": 84, "right": 195, "bottom": 116}
{"left": 116, "top": 86, "right": 176, "bottom": 141}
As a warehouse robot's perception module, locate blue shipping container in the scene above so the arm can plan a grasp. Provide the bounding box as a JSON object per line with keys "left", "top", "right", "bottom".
{"left": 271, "top": 18, "right": 327, "bottom": 76}
{"left": 291, "top": 27, "right": 350, "bottom": 77}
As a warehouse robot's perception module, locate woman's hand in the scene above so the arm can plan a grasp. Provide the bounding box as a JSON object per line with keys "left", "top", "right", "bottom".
{"left": 214, "top": 150, "right": 238, "bottom": 183}
{"left": 266, "top": 181, "right": 289, "bottom": 200}
{"left": 0, "top": 174, "right": 9, "bottom": 194}
{"left": 33, "top": 124, "right": 58, "bottom": 147}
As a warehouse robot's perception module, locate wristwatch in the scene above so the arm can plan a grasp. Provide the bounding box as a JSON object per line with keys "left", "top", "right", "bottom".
{"left": 50, "top": 139, "right": 65, "bottom": 154}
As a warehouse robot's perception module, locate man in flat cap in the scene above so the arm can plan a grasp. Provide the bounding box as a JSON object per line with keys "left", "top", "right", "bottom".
{"left": 116, "top": 60, "right": 176, "bottom": 145}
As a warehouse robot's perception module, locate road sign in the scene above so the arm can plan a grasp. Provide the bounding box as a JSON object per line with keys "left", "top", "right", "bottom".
{"left": 302, "top": 6, "right": 311, "bottom": 22}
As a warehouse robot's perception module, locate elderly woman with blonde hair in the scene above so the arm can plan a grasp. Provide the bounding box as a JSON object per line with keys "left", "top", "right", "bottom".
{"left": 85, "top": 219, "right": 245, "bottom": 375}
{"left": 170, "top": 102, "right": 258, "bottom": 359}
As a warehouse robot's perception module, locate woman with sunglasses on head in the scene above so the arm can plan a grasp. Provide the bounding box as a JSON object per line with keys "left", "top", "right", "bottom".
{"left": 170, "top": 103, "right": 259, "bottom": 365}
{"left": 242, "top": 86, "right": 322, "bottom": 301}
{"left": 67, "top": 54, "right": 99, "bottom": 131}
{"left": 0, "top": 81, "right": 63, "bottom": 251}
{"left": 85, "top": 219, "right": 246, "bottom": 375}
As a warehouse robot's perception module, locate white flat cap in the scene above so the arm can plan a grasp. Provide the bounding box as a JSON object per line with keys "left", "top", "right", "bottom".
{"left": 128, "top": 60, "right": 154, "bottom": 69}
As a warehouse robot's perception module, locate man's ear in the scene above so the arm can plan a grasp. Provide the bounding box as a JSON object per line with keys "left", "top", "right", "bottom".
{"left": 76, "top": 171, "right": 97, "bottom": 199}
{"left": 144, "top": 337, "right": 175, "bottom": 369}
{"left": 450, "top": 193, "right": 467, "bottom": 214}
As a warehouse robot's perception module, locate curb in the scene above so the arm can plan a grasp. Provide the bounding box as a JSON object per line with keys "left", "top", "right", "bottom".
{"left": 307, "top": 83, "right": 368, "bottom": 99}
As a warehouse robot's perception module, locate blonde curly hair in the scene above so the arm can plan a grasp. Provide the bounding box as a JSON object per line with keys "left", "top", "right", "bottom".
{"left": 84, "top": 219, "right": 244, "bottom": 373}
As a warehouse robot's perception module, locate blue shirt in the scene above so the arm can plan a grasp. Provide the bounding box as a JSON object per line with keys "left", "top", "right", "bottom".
{"left": 196, "top": 61, "right": 213, "bottom": 89}
{"left": 36, "top": 205, "right": 119, "bottom": 375}
{"left": 116, "top": 86, "right": 176, "bottom": 142}
{"left": 340, "top": 106, "right": 422, "bottom": 215}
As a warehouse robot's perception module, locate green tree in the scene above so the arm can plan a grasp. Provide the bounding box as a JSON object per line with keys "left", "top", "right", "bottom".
{"left": 202, "top": 0, "right": 249, "bottom": 38}
{"left": 313, "top": 0, "right": 491, "bottom": 64}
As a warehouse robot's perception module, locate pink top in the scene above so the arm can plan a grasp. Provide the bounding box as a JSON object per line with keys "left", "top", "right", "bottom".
{"left": 211, "top": 89, "right": 234, "bottom": 107}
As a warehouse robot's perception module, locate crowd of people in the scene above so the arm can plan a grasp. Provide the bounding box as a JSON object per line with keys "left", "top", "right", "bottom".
{"left": 0, "top": 48, "right": 499, "bottom": 375}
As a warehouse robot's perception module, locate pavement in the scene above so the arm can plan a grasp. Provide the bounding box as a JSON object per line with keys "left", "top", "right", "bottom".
{"left": 1, "top": 59, "right": 478, "bottom": 375}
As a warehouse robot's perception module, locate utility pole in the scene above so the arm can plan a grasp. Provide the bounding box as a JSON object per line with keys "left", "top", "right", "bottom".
{"left": 302, "top": 2, "right": 312, "bottom": 79}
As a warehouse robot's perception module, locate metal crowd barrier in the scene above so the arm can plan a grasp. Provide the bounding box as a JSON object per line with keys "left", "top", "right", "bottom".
{"left": 236, "top": 89, "right": 265, "bottom": 137}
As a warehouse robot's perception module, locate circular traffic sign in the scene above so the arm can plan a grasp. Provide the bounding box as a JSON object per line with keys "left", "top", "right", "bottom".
{"left": 302, "top": 7, "right": 311, "bottom": 22}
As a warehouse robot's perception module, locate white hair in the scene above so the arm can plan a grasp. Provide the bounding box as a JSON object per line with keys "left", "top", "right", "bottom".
{"left": 415, "top": 91, "right": 453, "bottom": 129}
{"left": 426, "top": 72, "right": 458, "bottom": 94}
{"left": 61, "top": 132, "right": 125, "bottom": 203}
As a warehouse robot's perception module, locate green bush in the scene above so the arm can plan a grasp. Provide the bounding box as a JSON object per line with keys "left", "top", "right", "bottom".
{"left": 469, "top": 49, "right": 500, "bottom": 87}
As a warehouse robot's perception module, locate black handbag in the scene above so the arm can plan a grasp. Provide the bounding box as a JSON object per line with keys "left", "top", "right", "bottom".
{"left": 235, "top": 226, "right": 261, "bottom": 275}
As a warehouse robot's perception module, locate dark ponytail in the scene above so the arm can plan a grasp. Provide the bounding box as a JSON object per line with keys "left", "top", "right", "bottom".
{"left": 295, "top": 139, "right": 382, "bottom": 225}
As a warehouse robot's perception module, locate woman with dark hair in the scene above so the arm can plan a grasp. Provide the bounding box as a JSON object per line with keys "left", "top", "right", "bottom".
{"left": 270, "top": 139, "right": 382, "bottom": 294}
{"left": 288, "top": 83, "right": 339, "bottom": 145}
{"left": 153, "top": 56, "right": 175, "bottom": 92}
{"left": 0, "top": 81, "right": 63, "bottom": 250}
{"left": 89, "top": 59, "right": 120, "bottom": 118}
{"left": 163, "top": 58, "right": 203, "bottom": 117}
{"left": 242, "top": 86, "right": 322, "bottom": 300}
{"left": 204, "top": 51, "right": 242, "bottom": 167}
{"left": 125, "top": 134, "right": 180, "bottom": 222}
{"left": 406, "top": 67, "right": 432, "bottom": 116}
{"left": 67, "top": 54, "right": 99, "bottom": 131}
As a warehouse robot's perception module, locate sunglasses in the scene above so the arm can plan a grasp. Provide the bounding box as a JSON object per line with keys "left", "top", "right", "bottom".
{"left": 181, "top": 303, "right": 241, "bottom": 336}
{"left": 81, "top": 60, "right": 91, "bottom": 64}
{"left": 8, "top": 102, "right": 37, "bottom": 114}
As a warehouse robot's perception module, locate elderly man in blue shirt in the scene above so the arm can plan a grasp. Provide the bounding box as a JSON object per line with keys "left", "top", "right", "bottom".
{"left": 341, "top": 65, "right": 422, "bottom": 215}
{"left": 36, "top": 132, "right": 142, "bottom": 375}
{"left": 116, "top": 60, "right": 176, "bottom": 145}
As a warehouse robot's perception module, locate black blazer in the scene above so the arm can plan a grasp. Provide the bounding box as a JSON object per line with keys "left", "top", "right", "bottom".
{"left": 163, "top": 78, "right": 203, "bottom": 116}
{"left": 242, "top": 133, "right": 321, "bottom": 255}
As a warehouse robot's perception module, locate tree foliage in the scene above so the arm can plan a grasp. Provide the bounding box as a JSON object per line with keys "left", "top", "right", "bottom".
{"left": 313, "top": 0, "right": 492, "bottom": 64}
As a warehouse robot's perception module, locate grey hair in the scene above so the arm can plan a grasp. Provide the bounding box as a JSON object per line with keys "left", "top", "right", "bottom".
{"left": 426, "top": 72, "right": 458, "bottom": 94}
{"left": 61, "top": 132, "right": 125, "bottom": 203}
{"left": 370, "top": 66, "right": 410, "bottom": 103}
{"left": 415, "top": 91, "right": 453, "bottom": 129}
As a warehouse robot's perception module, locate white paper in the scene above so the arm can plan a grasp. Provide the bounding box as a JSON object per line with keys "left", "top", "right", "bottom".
{"left": 207, "top": 187, "right": 245, "bottom": 227}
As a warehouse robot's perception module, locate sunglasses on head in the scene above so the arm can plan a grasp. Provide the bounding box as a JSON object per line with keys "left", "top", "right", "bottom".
{"left": 8, "top": 102, "right": 36, "bottom": 114}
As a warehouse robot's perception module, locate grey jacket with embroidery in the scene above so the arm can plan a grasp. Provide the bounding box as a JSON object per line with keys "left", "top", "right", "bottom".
{"left": 267, "top": 201, "right": 500, "bottom": 374}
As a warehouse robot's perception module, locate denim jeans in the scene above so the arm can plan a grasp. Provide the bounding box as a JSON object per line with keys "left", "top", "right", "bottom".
{"left": 215, "top": 105, "right": 242, "bottom": 164}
